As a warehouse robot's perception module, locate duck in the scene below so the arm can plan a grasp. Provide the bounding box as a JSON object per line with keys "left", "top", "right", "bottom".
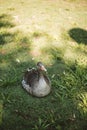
{"left": 22, "top": 62, "right": 51, "bottom": 97}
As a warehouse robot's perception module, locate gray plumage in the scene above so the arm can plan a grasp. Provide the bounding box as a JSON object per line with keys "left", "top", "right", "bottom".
{"left": 22, "top": 62, "right": 51, "bottom": 97}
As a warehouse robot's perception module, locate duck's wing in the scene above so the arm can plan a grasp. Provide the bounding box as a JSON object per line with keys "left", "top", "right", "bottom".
{"left": 22, "top": 79, "right": 32, "bottom": 94}
{"left": 23, "top": 69, "right": 39, "bottom": 87}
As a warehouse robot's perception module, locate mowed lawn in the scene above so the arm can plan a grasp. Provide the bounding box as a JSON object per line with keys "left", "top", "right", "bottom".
{"left": 0, "top": 0, "right": 87, "bottom": 130}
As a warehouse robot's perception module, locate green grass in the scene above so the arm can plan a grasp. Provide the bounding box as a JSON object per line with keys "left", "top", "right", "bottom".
{"left": 0, "top": 0, "right": 87, "bottom": 130}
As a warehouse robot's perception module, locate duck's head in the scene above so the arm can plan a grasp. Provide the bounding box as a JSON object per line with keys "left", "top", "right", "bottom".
{"left": 37, "top": 62, "right": 47, "bottom": 72}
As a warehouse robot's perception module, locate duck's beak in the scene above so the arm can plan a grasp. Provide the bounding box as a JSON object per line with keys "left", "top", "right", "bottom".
{"left": 41, "top": 65, "right": 47, "bottom": 72}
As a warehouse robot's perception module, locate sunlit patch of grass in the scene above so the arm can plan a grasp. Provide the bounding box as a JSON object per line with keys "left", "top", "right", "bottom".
{"left": 7, "top": 7, "right": 15, "bottom": 11}
{"left": 61, "top": 28, "right": 72, "bottom": 42}
{"left": 77, "top": 92, "right": 87, "bottom": 118}
{"left": 0, "top": 29, "right": 32, "bottom": 68}
{"left": 76, "top": 43, "right": 87, "bottom": 54}
{"left": 32, "top": 32, "right": 43, "bottom": 38}
{"left": 30, "top": 31, "right": 54, "bottom": 62}
{"left": 49, "top": 64, "right": 87, "bottom": 129}
{"left": 60, "top": 28, "right": 87, "bottom": 67}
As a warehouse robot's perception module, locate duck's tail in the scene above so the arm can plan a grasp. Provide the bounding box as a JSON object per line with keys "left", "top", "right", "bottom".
{"left": 22, "top": 80, "right": 32, "bottom": 94}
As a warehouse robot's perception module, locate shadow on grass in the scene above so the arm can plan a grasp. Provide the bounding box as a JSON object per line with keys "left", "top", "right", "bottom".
{"left": 0, "top": 13, "right": 33, "bottom": 86}
{"left": 0, "top": 15, "right": 35, "bottom": 128}
{"left": 68, "top": 28, "right": 87, "bottom": 45}
{"left": 0, "top": 14, "right": 15, "bottom": 28}
{"left": 0, "top": 32, "right": 15, "bottom": 45}
{"left": 0, "top": 14, "right": 31, "bottom": 45}
{"left": 0, "top": 14, "right": 15, "bottom": 45}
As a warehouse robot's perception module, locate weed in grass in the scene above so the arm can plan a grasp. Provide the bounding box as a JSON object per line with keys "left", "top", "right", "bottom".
{"left": 33, "top": 118, "right": 50, "bottom": 130}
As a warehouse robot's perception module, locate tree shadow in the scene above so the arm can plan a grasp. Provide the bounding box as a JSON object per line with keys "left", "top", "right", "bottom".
{"left": 0, "top": 14, "right": 15, "bottom": 28}
{"left": 68, "top": 28, "right": 87, "bottom": 45}
{"left": 0, "top": 14, "right": 31, "bottom": 45}
{"left": 0, "top": 32, "right": 15, "bottom": 45}
{"left": 0, "top": 14, "right": 16, "bottom": 45}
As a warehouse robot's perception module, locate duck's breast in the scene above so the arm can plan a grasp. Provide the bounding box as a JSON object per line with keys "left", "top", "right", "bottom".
{"left": 33, "top": 77, "right": 51, "bottom": 97}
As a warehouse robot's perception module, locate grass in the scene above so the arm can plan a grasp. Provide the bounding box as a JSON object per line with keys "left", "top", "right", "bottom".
{"left": 0, "top": 0, "right": 87, "bottom": 130}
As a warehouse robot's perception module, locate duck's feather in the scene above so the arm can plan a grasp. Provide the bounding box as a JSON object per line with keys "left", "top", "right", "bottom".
{"left": 43, "top": 73, "right": 51, "bottom": 86}
{"left": 24, "top": 68, "right": 39, "bottom": 87}
{"left": 22, "top": 80, "right": 32, "bottom": 94}
{"left": 32, "top": 77, "right": 51, "bottom": 97}
{"left": 22, "top": 68, "right": 51, "bottom": 97}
